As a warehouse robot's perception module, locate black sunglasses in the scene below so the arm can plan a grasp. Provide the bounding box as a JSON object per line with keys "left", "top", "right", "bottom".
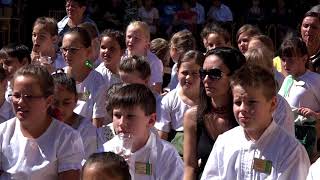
{"left": 199, "top": 68, "right": 223, "bottom": 80}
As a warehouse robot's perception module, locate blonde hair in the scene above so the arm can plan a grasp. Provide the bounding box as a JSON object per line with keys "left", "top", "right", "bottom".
{"left": 127, "top": 21, "right": 150, "bottom": 42}
{"left": 170, "top": 30, "right": 195, "bottom": 56}
{"left": 245, "top": 47, "right": 274, "bottom": 72}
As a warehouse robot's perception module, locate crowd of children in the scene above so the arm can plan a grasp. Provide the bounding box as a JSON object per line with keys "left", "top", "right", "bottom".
{"left": 1, "top": 0, "right": 320, "bottom": 179}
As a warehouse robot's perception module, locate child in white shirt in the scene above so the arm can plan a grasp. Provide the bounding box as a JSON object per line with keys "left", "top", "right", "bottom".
{"left": 0, "top": 65, "right": 84, "bottom": 179}
{"left": 51, "top": 71, "right": 100, "bottom": 159}
{"left": 0, "top": 66, "right": 14, "bottom": 123}
{"left": 102, "top": 84, "right": 183, "bottom": 180}
{"left": 201, "top": 64, "right": 310, "bottom": 180}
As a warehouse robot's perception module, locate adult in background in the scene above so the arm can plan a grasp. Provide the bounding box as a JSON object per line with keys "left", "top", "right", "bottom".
{"left": 58, "top": 0, "right": 97, "bottom": 39}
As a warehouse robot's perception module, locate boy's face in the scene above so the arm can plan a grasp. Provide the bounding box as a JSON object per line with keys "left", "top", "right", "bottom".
{"left": 205, "top": 33, "right": 227, "bottom": 51}
{"left": 126, "top": 26, "right": 149, "bottom": 56}
{"left": 32, "top": 24, "right": 56, "bottom": 54}
{"left": 2, "top": 57, "right": 26, "bottom": 79}
{"left": 112, "top": 106, "right": 155, "bottom": 150}
{"left": 51, "top": 84, "right": 77, "bottom": 122}
{"left": 232, "top": 84, "right": 276, "bottom": 137}
{"left": 281, "top": 55, "right": 307, "bottom": 77}
{"left": 100, "top": 36, "right": 122, "bottom": 72}
{"left": 119, "top": 71, "right": 149, "bottom": 85}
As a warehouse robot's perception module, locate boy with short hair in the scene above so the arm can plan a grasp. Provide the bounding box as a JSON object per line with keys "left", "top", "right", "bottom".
{"left": 102, "top": 84, "right": 183, "bottom": 179}
{"left": 201, "top": 64, "right": 310, "bottom": 180}
{"left": 123, "top": 21, "right": 163, "bottom": 93}
{"left": 0, "top": 43, "right": 30, "bottom": 101}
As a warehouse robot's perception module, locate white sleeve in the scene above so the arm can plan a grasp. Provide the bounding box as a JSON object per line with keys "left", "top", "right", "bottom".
{"left": 154, "top": 95, "right": 171, "bottom": 132}
{"left": 57, "top": 130, "right": 84, "bottom": 172}
{"left": 201, "top": 136, "right": 222, "bottom": 180}
{"left": 149, "top": 54, "right": 164, "bottom": 84}
{"left": 158, "top": 145, "right": 184, "bottom": 180}
{"left": 79, "top": 122, "right": 98, "bottom": 159}
{"left": 307, "top": 159, "right": 320, "bottom": 180}
{"left": 273, "top": 95, "right": 295, "bottom": 136}
{"left": 92, "top": 85, "right": 107, "bottom": 119}
{"left": 278, "top": 144, "right": 310, "bottom": 180}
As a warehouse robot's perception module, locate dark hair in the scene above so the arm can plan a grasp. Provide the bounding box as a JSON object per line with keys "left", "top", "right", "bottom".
{"left": 64, "top": 27, "right": 92, "bottom": 48}
{"left": 105, "top": 82, "right": 126, "bottom": 118}
{"left": 279, "top": 36, "right": 308, "bottom": 58}
{"left": 52, "top": 70, "right": 77, "bottom": 96}
{"left": 197, "top": 47, "right": 245, "bottom": 126}
{"left": 101, "top": 29, "right": 126, "bottom": 50}
{"left": 82, "top": 152, "right": 131, "bottom": 180}
{"left": 205, "top": 47, "right": 246, "bottom": 75}
{"left": 13, "top": 65, "right": 54, "bottom": 97}
{"left": 201, "top": 23, "right": 230, "bottom": 44}
{"left": 33, "top": 17, "right": 58, "bottom": 36}
{"left": 177, "top": 50, "right": 205, "bottom": 69}
{"left": 230, "top": 64, "right": 276, "bottom": 100}
{"left": 66, "top": 0, "right": 88, "bottom": 7}
{"left": 120, "top": 55, "right": 151, "bottom": 80}
{"left": 108, "top": 83, "right": 156, "bottom": 116}
{"left": 0, "top": 66, "right": 6, "bottom": 81}
{"left": 303, "top": 11, "right": 320, "bottom": 21}
{"left": 0, "top": 43, "right": 31, "bottom": 64}
{"left": 78, "top": 22, "right": 99, "bottom": 39}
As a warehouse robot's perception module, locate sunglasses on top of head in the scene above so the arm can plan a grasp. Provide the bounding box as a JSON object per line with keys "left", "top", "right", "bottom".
{"left": 199, "top": 68, "right": 224, "bottom": 80}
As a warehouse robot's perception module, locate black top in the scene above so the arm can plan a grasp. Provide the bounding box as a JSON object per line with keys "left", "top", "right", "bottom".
{"left": 196, "top": 120, "right": 215, "bottom": 179}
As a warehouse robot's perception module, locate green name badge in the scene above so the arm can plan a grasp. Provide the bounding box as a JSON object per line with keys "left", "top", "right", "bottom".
{"left": 135, "top": 162, "right": 152, "bottom": 175}
{"left": 252, "top": 158, "right": 272, "bottom": 174}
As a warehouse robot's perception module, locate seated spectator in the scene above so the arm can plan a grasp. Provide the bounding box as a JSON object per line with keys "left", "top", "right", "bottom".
{"left": 0, "top": 66, "right": 14, "bottom": 123}
{"left": 58, "top": 0, "right": 97, "bottom": 40}
{"left": 138, "top": 0, "right": 159, "bottom": 37}
{"left": 236, "top": 24, "right": 261, "bottom": 54}
{"left": 207, "top": 0, "right": 233, "bottom": 23}
{"left": 173, "top": 0, "right": 197, "bottom": 32}
{"left": 82, "top": 152, "right": 131, "bottom": 180}
{"left": 201, "top": 64, "right": 310, "bottom": 179}
{"left": 0, "top": 65, "right": 84, "bottom": 179}
{"left": 158, "top": 0, "right": 181, "bottom": 36}
{"left": 31, "top": 17, "right": 66, "bottom": 73}
{"left": 101, "top": 83, "right": 183, "bottom": 179}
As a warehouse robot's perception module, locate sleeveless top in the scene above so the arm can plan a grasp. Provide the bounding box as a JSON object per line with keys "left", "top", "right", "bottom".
{"left": 196, "top": 120, "right": 215, "bottom": 179}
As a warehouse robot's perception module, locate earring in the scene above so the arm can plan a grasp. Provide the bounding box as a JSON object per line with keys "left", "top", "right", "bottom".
{"left": 85, "top": 60, "right": 93, "bottom": 69}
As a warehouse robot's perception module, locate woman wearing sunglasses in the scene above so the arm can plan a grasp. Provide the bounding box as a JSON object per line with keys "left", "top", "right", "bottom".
{"left": 183, "top": 47, "right": 246, "bottom": 180}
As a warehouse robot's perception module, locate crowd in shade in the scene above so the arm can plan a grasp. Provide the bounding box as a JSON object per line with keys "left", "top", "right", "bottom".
{"left": 1, "top": 0, "right": 320, "bottom": 179}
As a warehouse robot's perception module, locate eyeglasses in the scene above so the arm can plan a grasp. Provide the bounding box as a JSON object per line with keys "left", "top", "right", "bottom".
{"left": 60, "top": 47, "right": 84, "bottom": 55}
{"left": 8, "top": 94, "right": 45, "bottom": 102}
{"left": 199, "top": 68, "right": 224, "bottom": 80}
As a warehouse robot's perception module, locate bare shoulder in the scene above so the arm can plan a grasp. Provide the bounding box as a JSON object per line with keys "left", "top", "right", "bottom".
{"left": 184, "top": 106, "right": 198, "bottom": 128}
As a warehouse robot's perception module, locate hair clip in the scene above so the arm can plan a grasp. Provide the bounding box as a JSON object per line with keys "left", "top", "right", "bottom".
{"left": 51, "top": 68, "right": 65, "bottom": 75}
{"left": 85, "top": 60, "right": 93, "bottom": 69}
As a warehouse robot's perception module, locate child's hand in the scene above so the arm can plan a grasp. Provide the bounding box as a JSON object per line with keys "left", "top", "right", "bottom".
{"left": 298, "top": 107, "right": 319, "bottom": 119}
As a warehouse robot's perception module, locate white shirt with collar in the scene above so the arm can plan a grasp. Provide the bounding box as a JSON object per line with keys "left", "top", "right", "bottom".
{"left": 0, "top": 118, "right": 84, "bottom": 179}
{"left": 102, "top": 130, "right": 183, "bottom": 180}
{"left": 201, "top": 121, "right": 310, "bottom": 180}
{"left": 95, "top": 62, "right": 121, "bottom": 90}
{"left": 307, "top": 157, "right": 320, "bottom": 180}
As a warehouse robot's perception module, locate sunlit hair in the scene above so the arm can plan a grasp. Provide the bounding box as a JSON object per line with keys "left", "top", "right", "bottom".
{"left": 279, "top": 36, "right": 308, "bottom": 58}
{"left": 245, "top": 47, "right": 273, "bottom": 72}
{"left": 33, "top": 17, "right": 58, "bottom": 36}
{"left": 13, "top": 65, "right": 54, "bottom": 97}
{"left": 170, "top": 29, "right": 196, "bottom": 56}
{"left": 0, "top": 43, "right": 31, "bottom": 64}
{"left": 127, "top": 21, "right": 150, "bottom": 42}
{"left": 230, "top": 64, "right": 276, "bottom": 100}
{"left": 236, "top": 24, "right": 261, "bottom": 42}
{"left": 120, "top": 55, "right": 151, "bottom": 81}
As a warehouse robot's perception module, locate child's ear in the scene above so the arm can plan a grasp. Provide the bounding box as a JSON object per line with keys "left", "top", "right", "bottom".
{"left": 46, "top": 94, "right": 54, "bottom": 109}
{"left": 147, "top": 113, "right": 156, "bottom": 128}
{"left": 144, "top": 77, "right": 150, "bottom": 86}
{"left": 270, "top": 95, "right": 277, "bottom": 113}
